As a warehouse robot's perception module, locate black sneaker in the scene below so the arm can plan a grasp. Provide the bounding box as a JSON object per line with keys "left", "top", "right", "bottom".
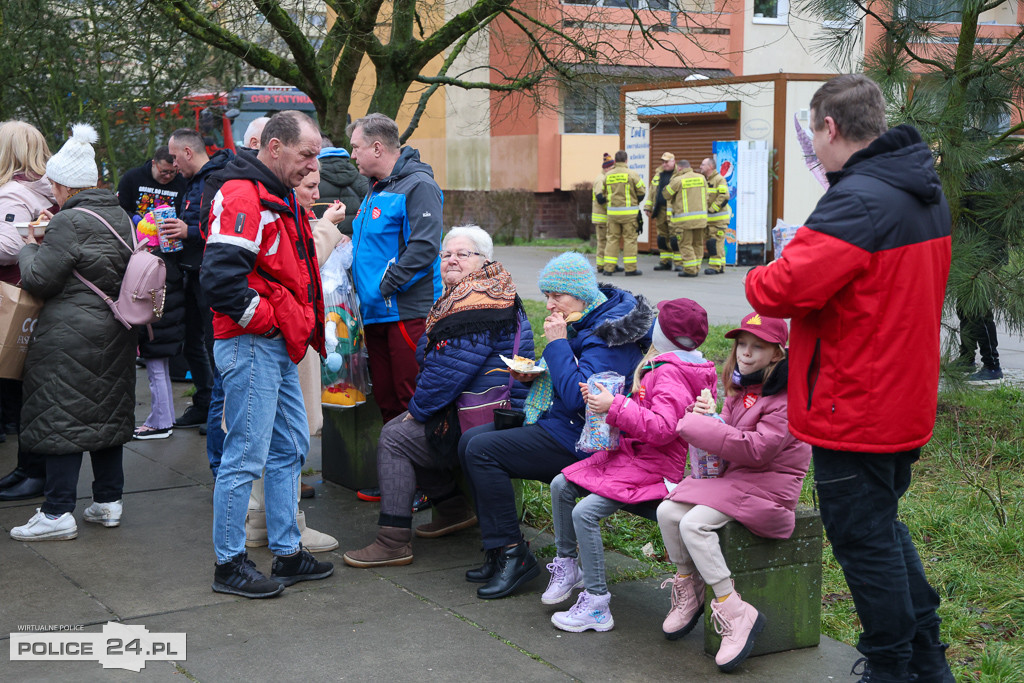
{"left": 212, "top": 552, "right": 284, "bottom": 598}
{"left": 271, "top": 548, "right": 334, "bottom": 586}
{"left": 174, "top": 405, "right": 208, "bottom": 429}
{"left": 967, "top": 366, "right": 1003, "bottom": 385}
{"left": 356, "top": 487, "right": 381, "bottom": 502}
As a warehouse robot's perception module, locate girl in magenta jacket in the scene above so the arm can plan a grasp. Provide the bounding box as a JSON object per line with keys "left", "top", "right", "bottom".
{"left": 657, "top": 312, "right": 811, "bottom": 673}
{"left": 544, "top": 298, "right": 718, "bottom": 633}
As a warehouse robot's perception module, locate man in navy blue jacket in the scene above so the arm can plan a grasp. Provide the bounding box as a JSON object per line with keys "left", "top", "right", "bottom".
{"left": 347, "top": 114, "right": 442, "bottom": 423}
{"left": 165, "top": 129, "right": 234, "bottom": 429}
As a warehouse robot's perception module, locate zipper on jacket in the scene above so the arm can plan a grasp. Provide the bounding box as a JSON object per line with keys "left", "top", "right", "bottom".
{"left": 380, "top": 257, "right": 396, "bottom": 309}
{"left": 806, "top": 338, "right": 821, "bottom": 411}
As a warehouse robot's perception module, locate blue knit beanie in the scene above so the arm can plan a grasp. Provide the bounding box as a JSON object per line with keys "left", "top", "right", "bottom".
{"left": 537, "top": 253, "right": 601, "bottom": 304}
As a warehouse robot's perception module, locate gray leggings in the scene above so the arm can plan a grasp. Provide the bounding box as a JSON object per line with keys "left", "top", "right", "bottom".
{"left": 550, "top": 473, "right": 625, "bottom": 595}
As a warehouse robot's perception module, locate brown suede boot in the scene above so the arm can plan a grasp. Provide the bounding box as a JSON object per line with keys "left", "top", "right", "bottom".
{"left": 343, "top": 527, "right": 413, "bottom": 568}
{"left": 415, "top": 495, "right": 477, "bottom": 538}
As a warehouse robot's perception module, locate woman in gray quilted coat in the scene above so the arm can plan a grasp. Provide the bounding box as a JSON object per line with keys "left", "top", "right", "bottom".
{"left": 9, "top": 124, "right": 136, "bottom": 542}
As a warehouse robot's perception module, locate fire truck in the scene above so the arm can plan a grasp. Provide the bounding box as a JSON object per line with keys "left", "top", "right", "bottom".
{"left": 152, "top": 86, "right": 319, "bottom": 154}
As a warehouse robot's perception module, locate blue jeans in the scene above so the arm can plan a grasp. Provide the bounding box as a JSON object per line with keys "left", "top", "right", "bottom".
{"left": 813, "top": 447, "right": 943, "bottom": 679}
{"left": 212, "top": 335, "right": 308, "bottom": 563}
{"left": 206, "top": 369, "right": 225, "bottom": 476}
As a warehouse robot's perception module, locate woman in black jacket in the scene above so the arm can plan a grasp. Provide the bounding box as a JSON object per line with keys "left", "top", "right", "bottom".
{"left": 10, "top": 124, "right": 136, "bottom": 542}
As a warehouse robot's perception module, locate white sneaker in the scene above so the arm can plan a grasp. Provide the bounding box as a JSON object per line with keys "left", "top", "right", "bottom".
{"left": 11, "top": 509, "right": 78, "bottom": 541}
{"left": 83, "top": 500, "right": 122, "bottom": 528}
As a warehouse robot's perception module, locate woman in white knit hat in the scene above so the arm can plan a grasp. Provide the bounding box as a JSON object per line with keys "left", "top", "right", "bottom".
{"left": 10, "top": 124, "right": 137, "bottom": 541}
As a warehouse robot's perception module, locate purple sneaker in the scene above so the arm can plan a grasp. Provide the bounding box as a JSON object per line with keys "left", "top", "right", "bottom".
{"left": 541, "top": 556, "right": 584, "bottom": 605}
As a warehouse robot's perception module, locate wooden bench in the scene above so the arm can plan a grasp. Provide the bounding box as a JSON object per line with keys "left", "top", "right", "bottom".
{"left": 625, "top": 503, "right": 822, "bottom": 657}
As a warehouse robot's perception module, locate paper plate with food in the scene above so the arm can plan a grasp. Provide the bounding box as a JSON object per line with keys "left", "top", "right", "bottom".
{"left": 14, "top": 219, "right": 49, "bottom": 237}
{"left": 500, "top": 355, "right": 545, "bottom": 375}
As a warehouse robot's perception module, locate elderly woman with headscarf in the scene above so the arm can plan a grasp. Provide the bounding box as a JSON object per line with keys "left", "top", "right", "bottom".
{"left": 344, "top": 225, "right": 534, "bottom": 568}
{"left": 10, "top": 124, "right": 136, "bottom": 541}
{"left": 459, "top": 253, "right": 654, "bottom": 600}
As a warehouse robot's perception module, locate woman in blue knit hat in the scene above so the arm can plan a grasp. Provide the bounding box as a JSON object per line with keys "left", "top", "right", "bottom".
{"left": 459, "top": 252, "right": 654, "bottom": 600}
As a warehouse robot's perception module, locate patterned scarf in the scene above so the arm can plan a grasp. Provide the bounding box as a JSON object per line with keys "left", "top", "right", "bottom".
{"left": 524, "top": 292, "right": 607, "bottom": 425}
{"left": 424, "top": 260, "right": 520, "bottom": 460}
{"left": 425, "top": 260, "right": 517, "bottom": 336}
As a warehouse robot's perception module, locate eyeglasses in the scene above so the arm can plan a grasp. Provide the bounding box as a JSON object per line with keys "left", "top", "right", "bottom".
{"left": 439, "top": 250, "right": 483, "bottom": 261}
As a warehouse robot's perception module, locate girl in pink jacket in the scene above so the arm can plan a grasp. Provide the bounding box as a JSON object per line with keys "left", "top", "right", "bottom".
{"left": 658, "top": 312, "right": 811, "bottom": 673}
{"left": 544, "top": 298, "right": 718, "bottom": 633}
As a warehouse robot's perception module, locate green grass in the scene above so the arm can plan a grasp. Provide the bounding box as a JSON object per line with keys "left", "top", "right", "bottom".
{"left": 519, "top": 301, "right": 1024, "bottom": 681}
{"left": 506, "top": 237, "right": 594, "bottom": 253}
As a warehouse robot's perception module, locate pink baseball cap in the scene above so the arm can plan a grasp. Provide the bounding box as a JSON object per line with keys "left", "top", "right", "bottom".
{"left": 725, "top": 312, "right": 788, "bottom": 345}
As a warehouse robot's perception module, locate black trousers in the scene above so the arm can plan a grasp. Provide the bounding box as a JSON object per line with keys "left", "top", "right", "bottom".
{"left": 181, "top": 269, "right": 213, "bottom": 410}
{"left": 40, "top": 445, "right": 124, "bottom": 516}
{"left": 813, "top": 447, "right": 944, "bottom": 678}
{"left": 956, "top": 305, "right": 999, "bottom": 369}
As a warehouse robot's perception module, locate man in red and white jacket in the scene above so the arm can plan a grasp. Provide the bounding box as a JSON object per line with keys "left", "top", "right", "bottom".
{"left": 746, "top": 76, "right": 953, "bottom": 683}
{"left": 200, "top": 111, "right": 332, "bottom": 598}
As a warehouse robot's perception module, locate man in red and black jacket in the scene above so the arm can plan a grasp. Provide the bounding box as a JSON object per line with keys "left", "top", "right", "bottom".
{"left": 746, "top": 76, "right": 953, "bottom": 683}
{"left": 200, "top": 111, "right": 332, "bottom": 598}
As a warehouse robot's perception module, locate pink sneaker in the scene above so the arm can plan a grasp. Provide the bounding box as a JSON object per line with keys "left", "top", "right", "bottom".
{"left": 710, "top": 591, "right": 766, "bottom": 672}
{"left": 541, "top": 556, "right": 583, "bottom": 605}
{"left": 551, "top": 590, "right": 614, "bottom": 632}
{"left": 660, "top": 572, "right": 706, "bottom": 640}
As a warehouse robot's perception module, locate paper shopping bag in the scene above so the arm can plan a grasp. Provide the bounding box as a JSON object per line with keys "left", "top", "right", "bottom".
{"left": 0, "top": 282, "right": 42, "bottom": 379}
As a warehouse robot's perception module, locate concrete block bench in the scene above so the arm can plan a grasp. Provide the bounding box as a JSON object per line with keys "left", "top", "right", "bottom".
{"left": 624, "top": 503, "right": 822, "bottom": 657}
{"left": 321, "top": 397, "right": 524, "bottom": 516}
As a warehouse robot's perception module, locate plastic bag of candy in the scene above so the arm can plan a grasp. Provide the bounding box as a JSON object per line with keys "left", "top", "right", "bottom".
{"left": 688, "top": 389, "right": 727, "bottom": 478}
{"left": 320, "top": 241, "right": 371, "bottom": 408}
{"left": 576, "top": 371, "right": 626, "bottom": 453}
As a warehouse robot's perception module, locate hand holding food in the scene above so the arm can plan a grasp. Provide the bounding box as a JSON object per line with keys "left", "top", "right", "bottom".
{"left": 543, "top": 314, "right": 568, "bottom": 340}
{"left": 323, "top": 200, "right": 346, "bottom": 225}
{"left": 587, "top": 382, "right": 614, "bottom": 414}
{"left": 693, "top": 388, "right": 715, "bottom": 415}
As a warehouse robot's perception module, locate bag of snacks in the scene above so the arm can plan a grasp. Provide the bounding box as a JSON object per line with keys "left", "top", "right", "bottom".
{"left": 576, "top": 371, "right": 626, "bottom": 453}
{"left": 320, "top": 241, "right": 371, "bottom": 408}
{"left": 688, "top": 388, "right": 727, "bottom": 478}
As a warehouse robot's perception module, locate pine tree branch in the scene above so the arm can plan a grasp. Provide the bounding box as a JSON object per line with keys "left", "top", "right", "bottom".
{"left": 852, "top": 0, "right": 951, "bottom": 74}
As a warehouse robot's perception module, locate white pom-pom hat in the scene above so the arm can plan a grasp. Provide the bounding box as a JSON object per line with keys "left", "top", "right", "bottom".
{"left": 46, "top": 123, "right": 99, "bottom": 189}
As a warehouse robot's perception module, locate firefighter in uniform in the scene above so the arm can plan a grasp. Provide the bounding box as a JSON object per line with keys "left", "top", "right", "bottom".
{"left": 602, "top": 150, "right": 646, "bottom": 276}
{"left": 592, "top": 153, "right": 621, "bottom": 272}
{"left": 644, "top": 152, "right": 682, "bottom": 271}
{"left": 664, "top": 158, "right": 707, "bottom": 278}
{"left": 701, "top": 156, "right": 730, "bottom": 274}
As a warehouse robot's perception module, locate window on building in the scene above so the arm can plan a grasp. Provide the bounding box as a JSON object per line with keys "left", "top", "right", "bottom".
{"left": 903, "top": 0, "right": 962, "bottom": 22}
{"left": 753, "top": 0, "right": 789, "bottom": 24}
{"left": 563, "top": 0, "right": 676, "bottom": 9}
{"left": 563, "top": 84, "right": 621, "bottom": 135}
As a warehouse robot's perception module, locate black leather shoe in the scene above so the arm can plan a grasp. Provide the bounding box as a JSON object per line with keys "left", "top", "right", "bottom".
{"left": 678, "top": 271, "right": 698, "bottom": 278}
{"left": 0, "top": 475, "right": 45, "bottom": 501}
{"left": 477, "top": 542, "right": 540, "bottom": 599}
{"left": 704, "top": 268, "right": 723, "bottom": 275}
{"left": 653, "top": 262, "right": 673, "bottom": 271}
{"left": 614, "top": 265, "right": 624, "bottom": 273}
{"left": 466, "top": 548, "right": 501, "bottom": 583}
{"left": 624, "top": 270, "right": 643, "bottom": 277}
{"left": 0, "top": 467, "right": 29, "bottom": 490}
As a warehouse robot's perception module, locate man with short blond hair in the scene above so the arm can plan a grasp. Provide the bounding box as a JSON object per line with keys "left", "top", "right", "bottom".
{"left": 347, "top": 113, "right": 442, "bottom": 423}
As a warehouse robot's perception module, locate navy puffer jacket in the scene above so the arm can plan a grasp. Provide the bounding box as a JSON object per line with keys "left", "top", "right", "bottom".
{"left": 408, "top": 310, "right": 534, "bottom": 422}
